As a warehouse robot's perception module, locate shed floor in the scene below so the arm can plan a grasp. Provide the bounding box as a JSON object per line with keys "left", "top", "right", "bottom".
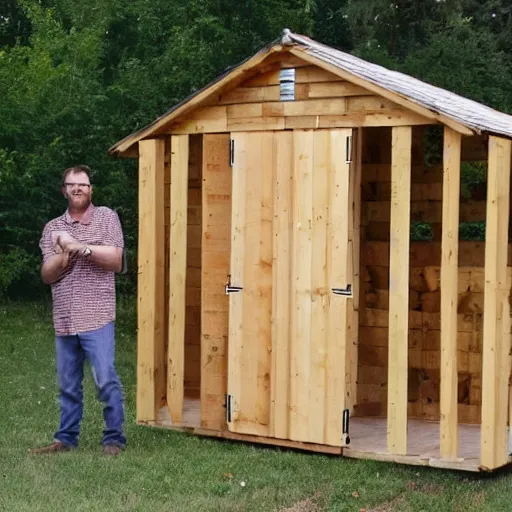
{"left": 156, "top": 400, "right": 482, "bottom": 468}
{"left": 347, "top": 417, "right": 480, "bottom": 460}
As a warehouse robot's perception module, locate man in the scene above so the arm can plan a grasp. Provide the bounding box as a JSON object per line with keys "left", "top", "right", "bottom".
{"left": 30, "top": 165, "right": 126, "bottom": 456}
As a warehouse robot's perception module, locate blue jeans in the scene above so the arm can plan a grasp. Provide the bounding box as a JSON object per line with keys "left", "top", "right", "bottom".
{"left": 54, "top": 322, "right": 126, "bottom": 448}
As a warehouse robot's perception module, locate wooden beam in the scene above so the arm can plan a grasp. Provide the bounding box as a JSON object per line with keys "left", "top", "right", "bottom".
{"left": 346, "top": 127, "right": 362, "bottom": 412}
{"left": 288, "top": 48, "right": 474, "bottom": 137}
{"left": 271, "top": 131, "right": 293, "bottom": 440}
{"left": 440, "top": 127, "right": 461, "bottom": 459}
{"left": 387, "top": 126, "right": 412, "bottom": 455}
{"left": 167, "top": 135, "right": 189, "bottom": 424}
{"left": 137, "top": 139, "right": 166, "bottom": 423}
{"left": 289, "top": 130, "right": 314, "bottom": 442}
{"left": 200, "top": 134, "right": 231, "bottom": 430}
{"left": 325, "top": 129, "right": 351, "bottom": 446}
{"left": 480, "top": 136, "right": 512, "bottom": 470}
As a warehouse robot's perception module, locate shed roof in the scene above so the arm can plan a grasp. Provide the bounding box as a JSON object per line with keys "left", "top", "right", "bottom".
{"left": 109, "top": 29, "right": 512, "bottom": 156}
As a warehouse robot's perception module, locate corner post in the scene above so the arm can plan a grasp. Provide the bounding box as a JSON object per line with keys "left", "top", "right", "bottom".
{"left": 481, "top": 136, "right": 511, "bottom": 469}
{"left": 137, "top": 139, "right": 166, "bottom": 423}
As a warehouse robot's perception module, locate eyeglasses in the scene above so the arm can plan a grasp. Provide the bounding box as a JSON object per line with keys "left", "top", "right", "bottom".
{"left": 64, "top": 183, "right": 91, "bottom": 189}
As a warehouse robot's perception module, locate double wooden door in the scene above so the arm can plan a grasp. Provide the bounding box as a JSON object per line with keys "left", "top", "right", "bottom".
{"left": 226, "top": 129, "right": 354, "bottom": 447}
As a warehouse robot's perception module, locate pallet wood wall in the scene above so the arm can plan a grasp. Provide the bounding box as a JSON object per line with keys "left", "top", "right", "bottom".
{"left": 356, "top": 129, "right": 511, "bottom": 425}
{"left": 164, "top": 135, "right": 202, "bottom": 399}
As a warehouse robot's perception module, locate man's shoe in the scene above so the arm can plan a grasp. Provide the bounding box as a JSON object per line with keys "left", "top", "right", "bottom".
{"left": 103, "top": 444, "right": 121, "bottom": 456}
{"left": 29, "top": 441, "right": 72, "bottom": 455}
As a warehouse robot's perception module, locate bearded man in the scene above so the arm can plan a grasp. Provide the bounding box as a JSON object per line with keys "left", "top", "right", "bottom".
{"left": 30, "top": 165, "right": 126, "bottom": 456}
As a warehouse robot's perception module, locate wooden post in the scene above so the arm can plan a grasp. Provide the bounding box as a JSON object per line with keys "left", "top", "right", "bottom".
{"left": 346, "top": 127, "right": 362, "bottom": 412}
{"left": 167, "top": 135, "right": 189, "bottom": 424}
{"left": 481, "top": 136, "right": 512, "bottom": 470}
{"left": 387, "top": 126, "right": 412, "bottom": 455}
{"left": 440, "top": 128, "right": 461, "bottom": 459}
{"left": 137, "top": 139, "right": 166, "bottom": 423}
{"left": 271, "top": 131, "right": 293, "bottom": 440}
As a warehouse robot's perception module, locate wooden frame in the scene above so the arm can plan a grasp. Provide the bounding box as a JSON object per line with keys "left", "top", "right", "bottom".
{"left": 167, "top": 135, "right": 190, "bottom": 424}
{"left": 136, "top": 139, "right": 166, "bottom": 423}
{"left": 440, "top": 128, "right": 461, "bottom": 459}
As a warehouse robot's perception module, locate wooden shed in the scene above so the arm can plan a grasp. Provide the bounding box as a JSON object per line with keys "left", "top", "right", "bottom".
{"left": 109, "top": 30, "right": 512, "bottom": 472}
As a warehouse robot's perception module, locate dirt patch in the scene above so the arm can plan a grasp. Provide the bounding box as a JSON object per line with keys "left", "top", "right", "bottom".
{"left": 419, "top": 483, "right": 444, "bottom": 495}
{"left": 279, "top": 496, "right": 319, "bottom": 512}
{"left": 366, "top": 495, "right": 406, "bottom": 512}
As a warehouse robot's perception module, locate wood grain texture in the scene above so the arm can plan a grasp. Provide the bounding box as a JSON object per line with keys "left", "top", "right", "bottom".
{"left": 200, "top": 134, "right": 231, "bottom": 430}
{"left": 440, "top": 128, "right": 461, "bottom": 459}
{"left": 271, "top": 131, "right": 293, "bottom": 439}
{"left": 167, "top": 135, "right": 189, "bottom": 424}
{"left": 387, "top": 126, "right": 412, "bottom": 455}
{"left": 480, "top": 136, "right": 512, "bottom": 470}
{"left": 137, "top": 139, "right": 166, "bottom": 423}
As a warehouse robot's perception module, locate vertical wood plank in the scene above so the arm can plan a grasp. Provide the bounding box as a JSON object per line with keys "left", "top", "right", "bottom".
{"left": 387, "top": 126, "right": 412, "bottom": 455}
{"left": 137, "top": 139, "right": 166, "bottom": 423}
{"left": 440, "top": 127, "right": 461, "bottom": 459}
{"left": 271, "top": 131, "right": 293, "bottom": 440}
{"left": 346, "top": 127, "right": 362, "bottom": 412}
{"left": 167, "top": 135, "right": 189, "bottom": 424}
{"left": 289, "top": 130, "right": 314, "bottom": 442}
{"left": 325, "top": 129, "right": 352, "bottom": 447}
{"left": 200, "top": 134, "right": 231, "bottom": 430}
{"left": 228, "top": 132, "right": 246, "bottom": 430}
{"left": 309, "top": 130, "right": 330, "bottom": 444}
{"left": 481, "top": 136, "right": 512, "bottom": 469}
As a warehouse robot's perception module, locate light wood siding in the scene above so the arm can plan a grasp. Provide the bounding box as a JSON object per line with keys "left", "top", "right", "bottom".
{"left": 167, "top": 135, "right": 189, "bottom": 424}
{"left": 440, "top": 128, "right": 461, "bottom": 459}
{"left": 387, "top": 126, "right": 412, "bottom": 455}
{"left": 200, "top": 134, "right": 231, "bottom": 430}
{"left": 137, "top": 139, "right": 166, "bottom": 423}
{"left": 480, "top": 136, "right": 512, "bottom": 470}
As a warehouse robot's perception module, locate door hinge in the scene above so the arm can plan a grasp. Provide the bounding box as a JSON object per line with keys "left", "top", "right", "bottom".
{"left": 225, "top": 274, "right": 243, "bottom": 295}
{"left": 332, "top": 284, "right": 352, "bottom": 297}
{"left": 229, "top": 138, "right": 235, "bottom": 167}
{"left": 224, "top": 393, "right": 233, "bottom": 423}
{"left": 346, "top": 135, "right": 352, "bottom": 164}
{"left": 342, "top": 408, "right": 350, "bottom": 445}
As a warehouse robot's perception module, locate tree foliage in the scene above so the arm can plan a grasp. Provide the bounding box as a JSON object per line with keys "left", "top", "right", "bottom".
{"left": 1, "top": 0, "right": 511, "bottom": 297}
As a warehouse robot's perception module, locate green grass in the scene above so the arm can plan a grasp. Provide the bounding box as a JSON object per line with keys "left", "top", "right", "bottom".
{"left": 2, "top": 301, "right": 512, "bottom": 511}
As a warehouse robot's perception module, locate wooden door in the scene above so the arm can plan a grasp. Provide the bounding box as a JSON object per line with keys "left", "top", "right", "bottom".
{"left": 227, "top": 129, "right": 353, "bottom": 446}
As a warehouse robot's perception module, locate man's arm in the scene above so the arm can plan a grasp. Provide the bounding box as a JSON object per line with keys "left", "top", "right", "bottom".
{"left": 41, "top": 252, "right": 71, "bottom": 285}
{"left": 64, "top": 242, "right": 122, "bottom": 272}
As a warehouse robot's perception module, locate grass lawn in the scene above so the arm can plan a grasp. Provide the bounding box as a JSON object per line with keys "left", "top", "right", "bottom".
{"left": 2, "top": 300, "right": 512, "bottom": 511}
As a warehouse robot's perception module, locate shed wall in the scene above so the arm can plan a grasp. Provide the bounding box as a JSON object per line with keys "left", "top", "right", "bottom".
{"left": 356, "top": 129, "right": 512, "bottom": 425}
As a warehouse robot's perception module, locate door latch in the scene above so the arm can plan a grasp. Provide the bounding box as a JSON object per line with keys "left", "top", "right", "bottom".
{"left": 225, "top": 274, "right": 243, "bottom": 295}
{"left": 332, "top": 284, "right": 352, "bottom": 297}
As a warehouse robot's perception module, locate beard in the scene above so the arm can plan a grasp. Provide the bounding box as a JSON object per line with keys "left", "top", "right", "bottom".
{"left": 67, "top": 192, "right": 91, "bottom": 211}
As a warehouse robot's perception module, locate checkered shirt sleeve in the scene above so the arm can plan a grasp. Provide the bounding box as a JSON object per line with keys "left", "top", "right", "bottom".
{"left": 39, "top": 222, "right": 57, "bottom": 263}
{"left": 105, "top": 209, "right": 124, "bottom": 248}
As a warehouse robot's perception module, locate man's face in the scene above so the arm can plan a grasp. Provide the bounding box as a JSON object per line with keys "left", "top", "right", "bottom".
{"left": 62, "top": 171, "right": 93, "bottom": 210}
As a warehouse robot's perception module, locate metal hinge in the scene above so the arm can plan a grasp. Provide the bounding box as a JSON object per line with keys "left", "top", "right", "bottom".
{"left": 332, "top": 284, "right": 352, "bottom": 297}
{"left": 224, "top": 393, "right": 233, "bottom": 423}
{"left": 225, "top": 274, "right": 243, "bottom": 295}
{"left": 229, "top": 139, "right": 235, "bottom": 167}
{"left": 342, "top": 408, "right": 350, "bottom": 445}
{"left": 346, "top": 135, "right": 352, "bottom": 164}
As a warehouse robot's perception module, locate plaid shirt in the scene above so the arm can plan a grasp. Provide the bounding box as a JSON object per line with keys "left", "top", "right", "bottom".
{"left": 39, "top": 204, "right": 124, "bottom": 336}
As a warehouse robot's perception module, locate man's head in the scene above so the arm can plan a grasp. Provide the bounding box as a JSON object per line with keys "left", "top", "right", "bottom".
{"left": 62, "top": 165, "right": 93, "bottom": 211}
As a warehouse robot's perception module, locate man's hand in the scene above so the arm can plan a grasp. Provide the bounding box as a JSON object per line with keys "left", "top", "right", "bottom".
{"left": 64, "top": 242, "right": 88, "bottom": 257}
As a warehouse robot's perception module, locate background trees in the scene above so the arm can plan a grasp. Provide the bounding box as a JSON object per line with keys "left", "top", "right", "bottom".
{"left": 1, "top": 0, "right": 510, "bottom": 297}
